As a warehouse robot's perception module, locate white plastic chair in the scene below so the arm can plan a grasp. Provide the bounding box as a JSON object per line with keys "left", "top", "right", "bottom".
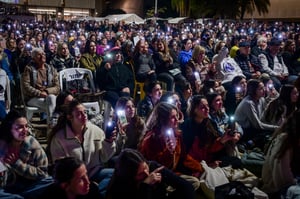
{"left": 58, "top": 68, "right": 110, "bottom": 119}
{"left": 20, "top": 75, "right": 45, "bottom": 122}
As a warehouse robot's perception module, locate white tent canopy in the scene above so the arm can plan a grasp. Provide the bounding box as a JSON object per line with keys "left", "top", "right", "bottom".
{"left": 104, "top": 14, "right": 144, "bottom": 24}
{"left": 167, "top": 17, "right": 187, "bottom": 24}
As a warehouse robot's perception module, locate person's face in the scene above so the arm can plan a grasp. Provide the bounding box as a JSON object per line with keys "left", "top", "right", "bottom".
{"left": 11, "top": 117, "right": 29, "bottom": 142}
{"left": 238, "top": 78, "right": 247, "bottom": 92}
{"left": 157, "top": 42, "right": 164, "bottom": 52}
{"left": 114, "top": 51, "right": 122, "bottom": 62}
{"left": 37, "top": 33, "right": 43, "bottom": 41}
{"left": 105, "top": 31, "right": 111, "bottom": 40}
{"left": 88, "top": 41, "right": 96, "bottom": 54}
{"left": 61, "top": 44, "right": 69, "bottom": 57}
{"left": 150, "top": 84, "right": 162, "bottom": 101}
{"left": 139, "top": 41, "right": 148, "bottom": 54}
{"left": 33, "top": 51, "right": 46, "bottom": 65}
{"left": 48, "top": 34, "right": 56, "bottom": 42}
{"left": 30, "top": 38, "right": 36, "bottom": 46}
{"left": 167, "top": 108, "right": 179, "bottom": 129}
{"left": 269, "top": 45, "right": 280, "bottom": 55}
{"left": 9, "top": 39, "right": 16, "bottom": 49}
{"left": 18, "top": 40, "right": 26, "bottom": 51}
{"left": 290, "top": 87, "right": 299, "bottom": 103}
{"left": 183, "top": 85, "right": 192, "bottom": 99}
{"left": 197, "top": 52, "right": 205, "bottom": 63}
{"left": 288, "top": 42, "right": 296, "bottom": 52}
{"left": 65, "top": 164, "right": 90, "bottom": 196}
{"left": 239, "top": 46, "right": 251, "bottom": 55}
{"left": 195, "top": 99, "right": 209, "bottom": 119}
{"left": 135, "top": 162, "right": 149, "bottom": 182}
{"left": 255, "top": 82, "right": 265, "bottom": 99}
{"left": 70, "top": 105, "right": 88, "bottom": 126}
{"left": 211, "top": 95, "right": 223, "bottom": 111}
{"left": 124, "top": 100, "right": 135, "bottom": 119}
{"left": 184, "top": 40, "right": 192, "bottom": 51}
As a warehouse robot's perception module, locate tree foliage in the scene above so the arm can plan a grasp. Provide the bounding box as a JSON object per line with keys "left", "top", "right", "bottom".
{"left": 171, "top": 0, "right": 270, "bottom": 19}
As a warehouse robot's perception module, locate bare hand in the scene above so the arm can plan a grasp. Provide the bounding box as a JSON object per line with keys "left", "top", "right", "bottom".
{"left": 104, "top": 62, "right": 111, "bottom": 70}
{"left": 40, "top": 91, "right": 48, "bottom": 98}
{"left": 4, "top": 153, "right": 18, "bottom": 165}
{"left": 144, "top": 166, "right": 164, "bottom": 185}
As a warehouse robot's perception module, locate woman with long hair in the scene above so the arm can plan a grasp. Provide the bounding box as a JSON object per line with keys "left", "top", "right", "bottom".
{"left": 180, "top": 95, "right": 237, "bottom": 168}
{"left": 114, "top": 96, "right": 146, "bottom": 154}
{"left": 262, "top": 110, "right": 300, "bottom": 198}
{"left": 48, "top": 100, "right": 116, "bottom": 197}
{"left": 0, "top": 110, "right": 50, "bottom": 198}
{"left": 234, "top": 79, "right": 279, "bottom": 150}
{"left": 139, "top": 102, "right": 203, "bottom": 190}
{"left": 263, "top": 84, "right": 299, "bottom": 126}
{"left": 40, "top": 157, "right": 102, "bottom": 199}
{"left": 106, "top": 148, "right": 195, "bottom": 199}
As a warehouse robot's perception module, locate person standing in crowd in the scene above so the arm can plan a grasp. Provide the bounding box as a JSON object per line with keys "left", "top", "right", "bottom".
{"left": 48, "top": 100, "right": 116, "bottom": 197}
{"left": 0, "top": 110, "right": 51, "bottom": 199}
{"left": 234, "top": 79, "right": 279, "bottom": 150}
{"left": 50, "top": 42, "right": 79, "bottom": 72}
{"left": 262, "top": 110, "right": 300, "bottom": 199}
{"left": 40, "top": 157, "right": 102, "bottom": 199}
{"left": 22, "top": 47, "right": 60, "bottom": 122}
{"left": 139, "top": 102, "right": 203, "bottom": 190}
{"left": 106, "top": 148, "right": 196, "bottom": 199}
{"left": 96, "top": 47, "right": 134, "bottom": 108}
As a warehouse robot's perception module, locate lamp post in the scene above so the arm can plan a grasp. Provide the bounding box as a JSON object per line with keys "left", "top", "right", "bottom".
{"left": 154, "top": 0, "right": 157, "bottom": 24}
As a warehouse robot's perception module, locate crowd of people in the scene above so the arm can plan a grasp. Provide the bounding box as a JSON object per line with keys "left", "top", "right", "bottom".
{"left": 0, "top": 17, "right": 300, "bottom": 199}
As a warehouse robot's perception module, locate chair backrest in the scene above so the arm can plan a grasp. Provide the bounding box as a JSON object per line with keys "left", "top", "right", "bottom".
{"left": 59, "top": 68, "right": 95, "bottom": 94}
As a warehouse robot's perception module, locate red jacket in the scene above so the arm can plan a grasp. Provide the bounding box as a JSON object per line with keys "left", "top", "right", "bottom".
{"left": 139, "top": 128, "right": 203, "bottom": 176}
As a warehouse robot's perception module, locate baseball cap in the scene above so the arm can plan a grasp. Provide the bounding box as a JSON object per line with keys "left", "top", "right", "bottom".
{"left": 239, "top": 41, "right": 251, "bottom": 47}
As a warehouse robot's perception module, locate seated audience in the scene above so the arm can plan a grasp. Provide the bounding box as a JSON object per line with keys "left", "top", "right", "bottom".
{"left": 139, "top": 102, "right": 203, "bottom": 190}
{"left": 262, "top": 84, "right": 299, "bottom": 126}
{"left": 48, "top": 100, "right": 116, "bottom": 197}
{"left": 262, "top": 110, "right": 300, "bottom": 198}
{"left": 40, "top": 157, "right": 102, "bottom": 199}
{"left": 0, "top": 110, "right": 51, "bottom": 199}
{"left": 22, "top": 47, "right": 60, "bottom": 122}
{"left": 234, "top": 79, "right": 279, "bottom": 150}
{"left": 106, "top": 148, "right": 196, "bottom": 199}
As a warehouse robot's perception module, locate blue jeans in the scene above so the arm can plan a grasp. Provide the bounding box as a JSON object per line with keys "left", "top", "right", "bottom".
{"left": 19, "top": 177, "right": 54, "bottom": 199}
{"left": 91, "top": 168, "right": 114, "bottom": 197}
{"left": 0, "top": 188, "right": 23, "bottom": 199}
{"left": 0, "top": 101, "right": 6, "bottom": 120}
